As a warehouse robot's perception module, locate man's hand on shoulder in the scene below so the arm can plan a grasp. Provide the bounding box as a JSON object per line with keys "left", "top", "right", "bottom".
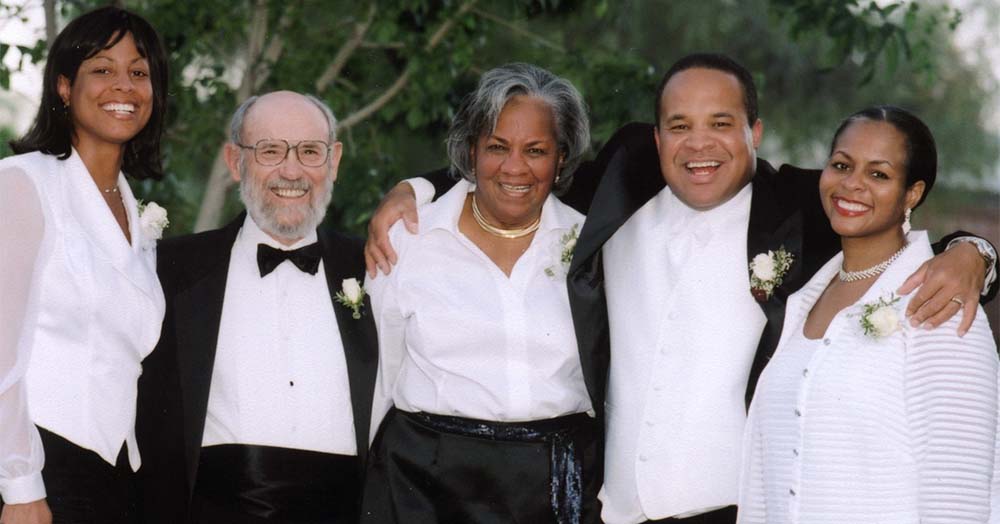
{"left": 365, "top": 182, "right": 418, "bottom": 278}
{"left": 898, "top": 241, "right": 989, "bottom": 336}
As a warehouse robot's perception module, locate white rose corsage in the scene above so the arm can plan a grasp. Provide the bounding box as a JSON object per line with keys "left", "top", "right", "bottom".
{"left": 545, "top": 224, "right": 580, "bottom": 278}
{"left": 749, "top": 247, "right": 794, "bottom": 302}
{"left": 858, "top": 293, "right": 902, "bottom": 339}
{"left": 138, "top": 201, "right": 169, "bottom": 249}
{"left": 335, "top": 278, "right": 366, "bottom": 319}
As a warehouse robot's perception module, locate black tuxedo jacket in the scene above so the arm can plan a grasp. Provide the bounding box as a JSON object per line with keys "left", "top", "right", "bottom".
{"left": 136, "top": 213, "right": 378, "bottom": 524}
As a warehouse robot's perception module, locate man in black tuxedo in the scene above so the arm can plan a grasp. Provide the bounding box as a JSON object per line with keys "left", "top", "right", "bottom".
{"left": 365, "top": 54, "right": 996, "bottom": 524}
{"left": 137, "top": 91, "right": 377, "bottom": 524}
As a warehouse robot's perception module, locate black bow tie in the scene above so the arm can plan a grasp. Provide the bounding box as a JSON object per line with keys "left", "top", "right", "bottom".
{"left": 257, "top": 243, "right": 322, "bottom": 277}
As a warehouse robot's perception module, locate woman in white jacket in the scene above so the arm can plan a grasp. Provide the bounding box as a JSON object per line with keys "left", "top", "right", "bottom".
{"left": 0, "top": 7, "right": 168, "bottom": 524}
{"left": 738, "top": 105, "right": 998, "bottom": 523}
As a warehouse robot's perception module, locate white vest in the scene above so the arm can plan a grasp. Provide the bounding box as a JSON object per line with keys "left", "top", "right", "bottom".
{"left": 599, "top": 184, "right": 766, "bottom": 523}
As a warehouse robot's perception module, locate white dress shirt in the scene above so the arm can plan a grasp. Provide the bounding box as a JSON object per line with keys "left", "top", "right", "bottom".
{"left": 202, "top": 215, "right": 357, "bottom": 455}
{"left": 0, "top": 150, "right": 165, "bottom": 504}
{"left": 738, "top": 231, "right": 998, "bottom": 523}
{"left": 367, "top": 181, "right": 592, "bottom": 438}
{"left": 600, "top": 183, "right": 766, "bottom": 523}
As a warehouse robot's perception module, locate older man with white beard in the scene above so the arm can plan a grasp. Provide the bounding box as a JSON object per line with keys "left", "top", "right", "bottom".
{"left": 136, "top": 91, "right": 378, "bottom": 524}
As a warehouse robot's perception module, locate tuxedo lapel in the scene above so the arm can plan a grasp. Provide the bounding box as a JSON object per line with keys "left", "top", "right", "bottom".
{"left": 170, "top": 216, "right": 242, "bottom": 489}
{"left": 571, "top": 147, "right": 664, "bottom": 273}
{"left": 319, "top": 231, "right": 378, "bottom": 467}
{"left": 569, "top": 125, "right": 664, "bottom": 412}
{"left": 743, "top": 160, "right": 804, "bottom": 408}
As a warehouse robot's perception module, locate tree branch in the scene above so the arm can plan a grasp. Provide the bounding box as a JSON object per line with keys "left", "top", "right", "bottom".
{"left": 359, "top": 41, "right": 404, "bottom": 50}
{"left": 43, "top": 0, "right": 56, "bottom": 48}
{"left": 470, "top": 6, "right": 564, "bottom": 53}
{"left": 339, "top": 0, "right": 478, "bottom": 130}
{"left": 338, "top": 69, "right": 412, "bottom": 129}
{"left": 315, "top": 3, "right": 377, "bottom": 93}
{"left": 236, "top": 0, "right": 268, "bottom": 99}
{"left": 253, "top": 11, "right": 294, "bottom": 91}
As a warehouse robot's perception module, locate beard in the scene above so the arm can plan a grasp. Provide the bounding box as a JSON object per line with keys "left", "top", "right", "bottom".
{"left": 238, "top": 159, "right": 334, "bottom": 241}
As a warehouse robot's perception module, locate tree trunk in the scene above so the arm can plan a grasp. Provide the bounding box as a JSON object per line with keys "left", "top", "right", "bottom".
{"left": 192, "top": 0, "right": 272, "bottom": 232}
{"left": 43, "top": 0, "right": 57, "bottom": 48}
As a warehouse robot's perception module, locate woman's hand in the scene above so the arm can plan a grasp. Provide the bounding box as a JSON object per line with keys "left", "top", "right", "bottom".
{"left": 0, "top": 499, "right": 52, "bottom": 524}
{"left": 365, "top": 182, "right": 419, "bottom": 278}
{"left": 897, "top": 242, "right": 987, "bottom": 336}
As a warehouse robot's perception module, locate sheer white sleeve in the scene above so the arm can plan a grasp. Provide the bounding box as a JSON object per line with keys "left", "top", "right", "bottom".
{"left": 905, "top": 307, "right": 998, "bottom": 522}
{"left": 0, "top": 167, "right": 47, "bottom": 504}
{"left": 365, "top": 222, "right": 411, "bottom": 443}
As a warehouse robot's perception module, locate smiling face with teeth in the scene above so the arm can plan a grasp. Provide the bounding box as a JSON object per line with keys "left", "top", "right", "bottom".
{"left": 470, "top": 95, "right": 562, "bottom": 230}
{"left": 820, "top": 119, "right": 924, "bottom": 244}
{"left": 226, "top": 92, "right": 343, "bottom": 245}
{"left": 654, "top": 68, "right": 763, "bottom": 210}
{"left": 57, "top": 32, "right": 153, "bottom": 152}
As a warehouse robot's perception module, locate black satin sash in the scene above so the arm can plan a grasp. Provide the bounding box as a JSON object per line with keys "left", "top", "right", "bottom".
{"left": 405, "top": 410, "right": 594, "bottom": 524}
{"left": 194, "top": 444, "right": 360, "bottom": 523}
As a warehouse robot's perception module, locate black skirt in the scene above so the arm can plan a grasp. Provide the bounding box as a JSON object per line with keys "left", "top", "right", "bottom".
{"left": 361, "top": 407, "right": 602, "bottom": 524}
{"left": 0, "top": 427, "right": 137, "bottom": 524}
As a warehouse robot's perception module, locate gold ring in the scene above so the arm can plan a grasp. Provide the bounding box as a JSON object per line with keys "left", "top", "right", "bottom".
{"left": 950, "top": 296, "right": 965, "bottom": 307}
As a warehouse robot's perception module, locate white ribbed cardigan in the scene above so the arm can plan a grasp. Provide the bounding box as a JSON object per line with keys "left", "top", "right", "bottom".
{"left": 738, "top": 231, "right": 999, "bottom": 523}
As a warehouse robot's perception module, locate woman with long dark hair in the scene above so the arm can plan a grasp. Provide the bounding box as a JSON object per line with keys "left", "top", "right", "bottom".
{"left": 0, "top": 7, "right": 168, "bottom": 524}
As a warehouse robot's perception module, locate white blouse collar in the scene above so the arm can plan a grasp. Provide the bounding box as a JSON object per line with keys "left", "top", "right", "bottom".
{"left": 63, "top": 147, "right": 160, "bottom": 300}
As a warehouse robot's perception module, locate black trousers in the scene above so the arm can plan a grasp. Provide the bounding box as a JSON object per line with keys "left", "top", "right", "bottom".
{"left": 0, "top": 427, "right": 137, "bottom": 524}
{"left": 361, "top": 408, "right": 603, "bottom": 524}
{"left": 191, "top": 444, "right": 361, "bottom": 524}
{"left": 644, "top": 505, "right": 737, "bottom": 524}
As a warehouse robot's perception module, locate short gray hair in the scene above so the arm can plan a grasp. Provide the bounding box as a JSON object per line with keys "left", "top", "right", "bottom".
{"left": 229, "top": 92, "right": 339, "bottom": 144}
{"left": 446, "top": 63, "right": 590, "bottom": 191}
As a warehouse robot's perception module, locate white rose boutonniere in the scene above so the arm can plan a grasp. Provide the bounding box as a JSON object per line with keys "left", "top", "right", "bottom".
{"left": 335, "top": 278, "right": 366, "bottom": 319}
{"left": 749, "top": 247, "right": 794, "bottom": 301}
{"left": 859, "top": 294, "right": 902, "bottom": 339}
{"left": 545, "top": 224, "right": 580, "bottom": 278}
{"left": 138, "top": 201, "right": 169, "bottom": 249}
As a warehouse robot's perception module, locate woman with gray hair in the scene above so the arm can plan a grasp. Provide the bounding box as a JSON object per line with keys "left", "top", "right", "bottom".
{"left": 361, "top": 63, "right": 600, "bottom": 524}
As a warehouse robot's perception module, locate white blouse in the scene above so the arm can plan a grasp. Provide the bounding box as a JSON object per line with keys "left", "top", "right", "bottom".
{"left": 738, "top": 231, "right": 999, "bottom": 523}
{"left": 366, "top": 180, "right": 592, "bottom": 439}
{"left": 0, "top": 150, "right": 165, "bottom": 504}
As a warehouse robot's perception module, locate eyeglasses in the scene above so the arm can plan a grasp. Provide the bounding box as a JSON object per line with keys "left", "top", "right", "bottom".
{"left": 237, "top": 139, "right": 331, "bottom": 167}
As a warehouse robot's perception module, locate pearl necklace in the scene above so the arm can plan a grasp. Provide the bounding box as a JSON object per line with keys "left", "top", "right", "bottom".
{"left": 838, "top": 243, "right": 909, "bottom": 282}
{"left": 102, "top": 186, "right": 119, "bottom": 194}
{"left": 471, "top": 194, "right": 540, "bottom": 239}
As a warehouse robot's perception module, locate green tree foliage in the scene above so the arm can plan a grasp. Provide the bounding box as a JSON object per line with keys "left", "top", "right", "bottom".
{"left": 2, "top": 0, "right": 996, "bottom": 236}
{"left": 0, "top": 127, "right": 15, "bottom": 158}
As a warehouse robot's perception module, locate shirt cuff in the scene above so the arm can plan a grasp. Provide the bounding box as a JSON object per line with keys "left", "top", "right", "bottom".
{"left": 404, "top": 177, "right": 435, "bottom": 207}
{"left": 947, "top": 236, "right": 998, "bottom": 296}
{"left": 0, "top": 470, "right": 46, "bottom": 504}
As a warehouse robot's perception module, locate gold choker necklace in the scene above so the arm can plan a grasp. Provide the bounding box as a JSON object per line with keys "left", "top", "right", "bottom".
{"left": 471, "top": 194, "right": 541, "bottom": 239}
